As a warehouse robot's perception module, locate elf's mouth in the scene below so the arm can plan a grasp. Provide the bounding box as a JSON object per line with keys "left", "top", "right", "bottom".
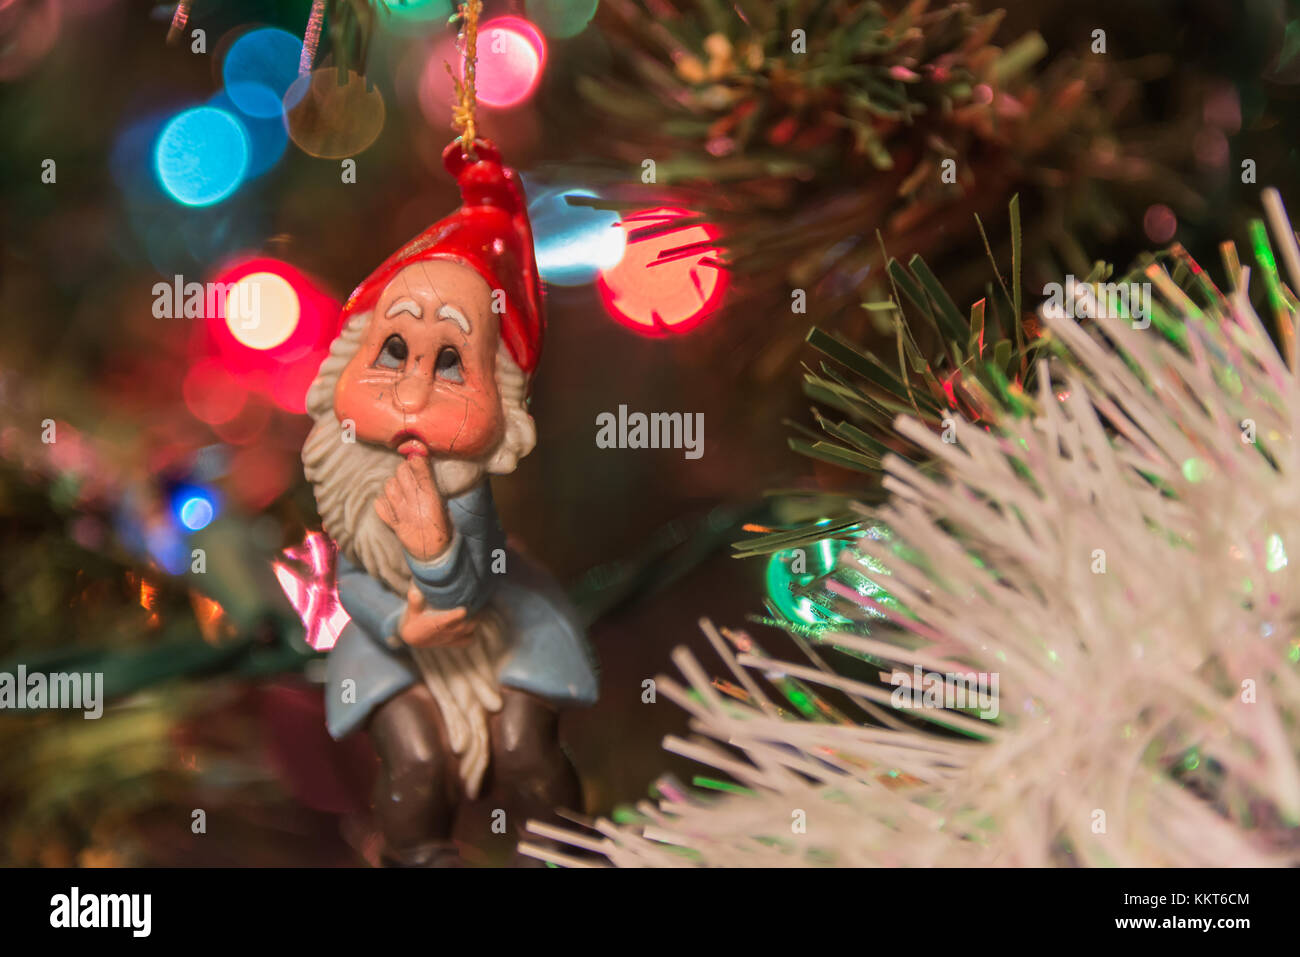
{"left": 393, "top": 431, "right": 430, "bottom": 458}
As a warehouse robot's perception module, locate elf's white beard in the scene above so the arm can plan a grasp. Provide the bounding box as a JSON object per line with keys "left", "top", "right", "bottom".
{"left": 302, "top": 310, "right": 536, "bottom": 798}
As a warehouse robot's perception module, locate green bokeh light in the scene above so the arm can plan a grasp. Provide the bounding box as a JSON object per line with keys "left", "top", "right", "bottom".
{"left": 381, "top": 0, "right": 454, "bottom": 32}
{"left": 526, "top": 0, "right": 600, "bottom": 39}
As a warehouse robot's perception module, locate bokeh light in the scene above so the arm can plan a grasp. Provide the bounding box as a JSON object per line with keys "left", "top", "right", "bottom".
{"left": 172, "top": 485, "right": 218, "bottom": 532}
{"left": 178, "top": 495, "right": 215, "bottom": 531}
{"left": 222, "top": 27, "right": 303, "bottom": 118}
{"left": 154, "top": 106, "right": 249, "bottom": 206}
{"left": 525, "top": 0, "right": 599, "bottom": 39}
{"left": 1143, "top": 203, "right": 1177, "bottom": 244}
{"left": 197, "top": 257, "right": 337, "bottom": 414}
{"left": 474, "top": 16, "right": 546, "bottom": 108}
{"left": 113, "top": 110, "right": 171, "bottom": 201}
{"left": 209, "top": 90, "right": 288, "bottom": 178}
{"left": 499, "top": 15, "right": 548, "bottom": 67}
{"left": 416, "top": 33, "right": 458, "bottom": 126}
{"left": 211, "top": 394, "right": 273, "bottom": 446}
{"left": 529, "top": 187, "right": 626, "bottom": 286}
{"left": 269, "top": 356, "right": 323, "bottom": 416}
{"left": 596, "top": 207, "right": 727, "bottom": 336}
{"left": 206, "top": 258, "right": 323, "bottom": 365}
{"left": 381, "top": 0, "right": 454, "bottom": 33}
{"left": 0, "top": 0, "right": 61, "bottom": 81}
{"left": 116, "top": 109, "right": 270, "bottom": 273}
{"left": 227, "top": 444, "right": 294, "bottom": 510}
{"left": 284, "top": 67, "right": 386, "bottom": 158}
{"left": 224, "top": 271, "right": 301, "bottom": 350}
{"left": 183, "top": 358, "right": 248, "bottom": 426}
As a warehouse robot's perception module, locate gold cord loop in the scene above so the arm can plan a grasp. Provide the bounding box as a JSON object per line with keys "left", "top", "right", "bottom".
{"left": 446, "top": 0, "right": 482, "bottom": 157}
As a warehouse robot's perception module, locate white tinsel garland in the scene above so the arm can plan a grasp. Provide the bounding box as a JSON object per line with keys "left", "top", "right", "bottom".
{"left": 525, "top": 193, "right": 1300, "bottom": 867}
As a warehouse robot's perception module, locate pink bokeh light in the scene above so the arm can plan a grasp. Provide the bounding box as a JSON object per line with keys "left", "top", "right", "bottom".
{"left": 474, "top": 16, "right": 546, "bottom": 108}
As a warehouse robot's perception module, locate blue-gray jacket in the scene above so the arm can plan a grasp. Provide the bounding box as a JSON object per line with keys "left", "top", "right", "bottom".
{"left": 324, "top": 482, "right": 598, "bottom": 739}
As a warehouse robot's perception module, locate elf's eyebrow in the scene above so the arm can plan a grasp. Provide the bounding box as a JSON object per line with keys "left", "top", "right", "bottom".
{"left": 436, "top": 303, "right": 470, "bottom": 334}
{"left": 385, "top": 298, "right": 423, "bottom": 320}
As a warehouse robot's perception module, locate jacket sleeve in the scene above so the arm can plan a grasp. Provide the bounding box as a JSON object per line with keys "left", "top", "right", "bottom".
{"left": 405, "top": 483, "right": 506, "bottom": 614}
{"left": 336, "top": 554, "right": 405, "bottom": 650}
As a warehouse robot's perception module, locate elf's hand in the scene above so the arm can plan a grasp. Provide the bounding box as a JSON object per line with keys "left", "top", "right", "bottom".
{"left": 397, "top": 585, "right": 474, "bottom": 648}
{"left": 374, "top": 455, "right": 451, "bottom": 562}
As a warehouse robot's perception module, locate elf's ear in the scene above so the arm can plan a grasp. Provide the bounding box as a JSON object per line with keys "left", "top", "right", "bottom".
{"left": 485, "top": 358, "right": 535, "bottom": 474}
{"left": 485, "top": 403, "right": 536, "bottom": 475}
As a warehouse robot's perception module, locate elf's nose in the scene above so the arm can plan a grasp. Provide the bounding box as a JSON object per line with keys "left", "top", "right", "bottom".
{"left": 393, "top": 373, "right": 431, "bottom": 412}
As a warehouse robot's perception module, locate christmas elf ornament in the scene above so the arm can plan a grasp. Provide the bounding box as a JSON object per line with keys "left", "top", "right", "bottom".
{"left": 301, "top": 0, "right": 597, "bottom": 868}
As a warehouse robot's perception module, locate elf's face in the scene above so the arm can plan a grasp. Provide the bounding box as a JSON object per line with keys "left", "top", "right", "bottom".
{"left": 334, "top": 260, "right": 505, "bottom": 461}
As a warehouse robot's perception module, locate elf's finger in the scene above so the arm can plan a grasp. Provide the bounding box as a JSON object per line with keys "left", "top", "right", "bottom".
{"left": 405, "top": 457, "right": 442, "bottom": 505}
{"left": 406, "top": 453, "right": 436, "bottom": 491}
{"left": 406, "top": 584, "right": 426, "bottom": 613}
{"left": 374, "top": 494, "right": 399, "bottom": 528}
{"left": 428, "top": 606, "right": 469, "bottom": 627}
{"left": 406, "top": 619, "right": 471, "bottom": 648}
{"left": 404, "top": 604, "right": 468, "bottom": 642}
{"left": 384, "top": 475, "right": 405, "bottom": 506}
{"left": 395, "top": 462, "right": 416, "bottom": 494}
{"left": 397, "top": 464, "right": 427, "bottom": 511}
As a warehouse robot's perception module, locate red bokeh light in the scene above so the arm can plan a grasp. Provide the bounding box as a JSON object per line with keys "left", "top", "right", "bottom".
{"left": 227, "top": 444, "right": 294, "bottom": 510}
{"left": 270, "top": 353, "right": 325, "bottom": 416}
{"left": 183, "top": 357, "right": 248, "bottom": 425}
{"left": 190, "top": 256, "right": 338, "bottom": 415}
{"left": 1143, "top": 204, "right": 1178, "bottom": 244}
{"left": 596, "top": 207, "right": 728, "bottom": 336}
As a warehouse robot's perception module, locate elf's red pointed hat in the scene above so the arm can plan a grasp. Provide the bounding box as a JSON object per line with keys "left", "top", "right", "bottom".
{"left": 338, "top": 139, "right": 544, "bottom": 375}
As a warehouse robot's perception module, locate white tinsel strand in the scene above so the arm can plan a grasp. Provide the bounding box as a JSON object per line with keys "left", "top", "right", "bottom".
{"left": 524, "top": 199, "right": 1300, "bottom": 867}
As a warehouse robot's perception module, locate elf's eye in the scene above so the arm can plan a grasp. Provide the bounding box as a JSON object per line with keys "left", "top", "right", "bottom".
{"left": 435, "top": 346, "right": 463, "bottom": 383}
{"left": 376, "top": 334, "right": 407, "bottom": 370}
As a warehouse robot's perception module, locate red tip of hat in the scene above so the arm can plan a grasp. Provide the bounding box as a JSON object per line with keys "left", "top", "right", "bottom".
{"left": 339, "top": 139, "right": 544, "bottom": 376}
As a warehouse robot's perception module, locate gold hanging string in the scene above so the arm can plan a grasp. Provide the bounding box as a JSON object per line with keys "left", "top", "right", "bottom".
{"left": 446, "top": 0, "right": 482, "bottom": 154}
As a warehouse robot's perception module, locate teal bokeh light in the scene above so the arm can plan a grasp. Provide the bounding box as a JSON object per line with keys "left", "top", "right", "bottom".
{"left": 154, "top": 106, "right": 249, "bottom": 207}
{"left": 382, "top": 0, "right": 454, "bottom": 33}
{"left": 209, "top": 90, "right": 287, "bottom": 178}
{"left": 526, "top": 0, "right": 599, "bottom": 38}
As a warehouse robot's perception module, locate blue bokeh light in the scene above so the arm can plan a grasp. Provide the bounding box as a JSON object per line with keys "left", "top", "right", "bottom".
{"left": 222, "top": 28, "right": 303, "bottom": 118}
{"left": 528, "top": 188, "right": 626, "bottom": 286}
{"left": 154, "top": 106, "right": 250, "bottom": 207}
{"left": 112, "top": 111, "right": 171, "bottom": 201}
{"left": 179, "top": 497, "right": 215, "bottom": 531}
{"left": 174, "top": 486, "right": 218, "bottom": 532}
{"left": 209, "top": 90, "right": 287, "bottom": 178}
